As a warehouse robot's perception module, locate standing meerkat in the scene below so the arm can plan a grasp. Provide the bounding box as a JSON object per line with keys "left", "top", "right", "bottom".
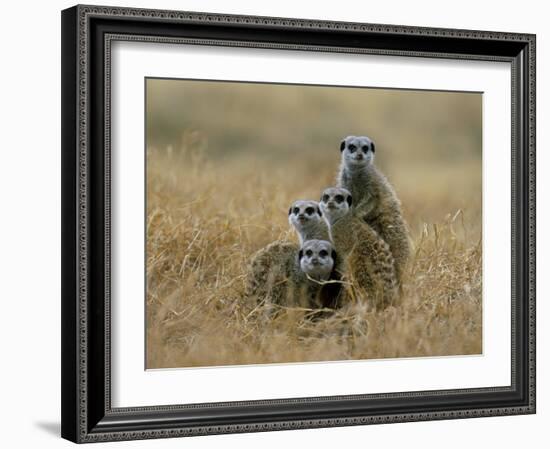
{"left": 245, "top": 200, "right": 333, "bottom": 310}
{"left": 320, "top": 186, "right": 398, "bottom": 309}
{"left": 337, "top": 135, "right": 411, "bottom": 285}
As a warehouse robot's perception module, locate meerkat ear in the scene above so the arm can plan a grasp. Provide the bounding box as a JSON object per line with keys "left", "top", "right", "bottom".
{"left": 317, "top": 207, "right": 322, "bottom": 216}
{"left": 371, "top": 142, "right": 375, "bottom": 153}
{"left": 346, "top": 195, "right": 353, "bottom": 207}
{"left": 331, "top": 250, "right": 337, "bottom": 263}
{"left": 298, "top": 249, "right": 303, "bottom": 260}
{"left": 340, "top": 140, "right": 346, "bottom": 152}
{"left": 288, "top": 207, "right": 292, "bottom": 215}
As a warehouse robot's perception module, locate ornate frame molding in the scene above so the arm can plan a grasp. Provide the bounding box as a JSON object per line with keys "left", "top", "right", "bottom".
{"left": 61, "top": 4, "right": 536, "bottom": 443}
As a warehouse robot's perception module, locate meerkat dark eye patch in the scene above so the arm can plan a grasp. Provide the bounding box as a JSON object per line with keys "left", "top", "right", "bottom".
{"left": 322, "top": 194, "right": 329, "bottom": 202}
{"left": 335, "top": 195, "right": 344, "bottom": 203}
{"left": 362, "top": 145, "right": 369, "bottom": 152}
{"left": 305, "top": 207, "right": 314, "bottom": 215}
{"left": 319, "top": 250, "right": 328, "bottom": 258}
{"left": 348, "top": 144, "right": 356, "bottom": 152}
{"left": 305, "top": 250, "right": 313, "bottom": 257}
{"left": 293, "top": 207, "right": 300, "bottom": 215}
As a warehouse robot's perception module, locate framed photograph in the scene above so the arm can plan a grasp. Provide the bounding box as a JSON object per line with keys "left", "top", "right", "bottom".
{"left": 61, "top": 4, "right": 536, "bottom": 443}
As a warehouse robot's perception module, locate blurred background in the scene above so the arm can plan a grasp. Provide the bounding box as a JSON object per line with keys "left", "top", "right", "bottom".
{"left": 146, "top": 78, "right": 481, "bottom": 232}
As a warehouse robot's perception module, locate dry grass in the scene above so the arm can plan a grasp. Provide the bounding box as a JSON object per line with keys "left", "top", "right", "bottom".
{"left": 146, "top": 150, "right": 482, "bottom": 369}
{"left": 145, "top": 79, "right": 482, "bottom": 369}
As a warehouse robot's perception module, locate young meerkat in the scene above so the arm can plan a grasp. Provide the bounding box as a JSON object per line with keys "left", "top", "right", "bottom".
{"left": 245, "top": 200, "right": 333, "bottom": 310}
{"left": 245, "top": 239, "right": 339, "bottom": 311}
{"left": 320, "top": 186, "right": 398, "bottom": 310}
{"left": 337, "top": 135, "right": 411, "bottom": 285}
{"left": 287, "top": 200, "right": 331, "bottom": 244}
{"left": 298, "top": 239, "right": 342, "bottom": 310}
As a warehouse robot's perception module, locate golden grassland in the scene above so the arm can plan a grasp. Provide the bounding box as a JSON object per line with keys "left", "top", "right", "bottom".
{"left": 146, "top": 149, "right": 482, "bottom": 369}
{"left": 145, "top": 80, "right": 482, "bottom": 368}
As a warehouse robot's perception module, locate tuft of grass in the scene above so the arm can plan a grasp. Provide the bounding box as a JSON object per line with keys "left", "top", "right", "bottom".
{"left": 146, "top": 145, "right": 482, "bottom": 369}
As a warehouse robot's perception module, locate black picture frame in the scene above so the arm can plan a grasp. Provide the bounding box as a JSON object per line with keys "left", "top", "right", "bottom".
{"left": 61, "top": 4, "right": 536, "bottom": 443}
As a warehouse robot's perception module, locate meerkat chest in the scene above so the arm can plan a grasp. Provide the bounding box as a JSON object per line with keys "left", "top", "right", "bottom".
{"left": 340, "top": 173, "right": 361, "bottom": 201}
{"left": 342, "top": 170, "right": 376, "bottom": 208}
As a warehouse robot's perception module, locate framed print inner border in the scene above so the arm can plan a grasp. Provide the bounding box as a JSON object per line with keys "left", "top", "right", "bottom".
{"left": 61, "top": 4, "right": 536, "bottom": 443}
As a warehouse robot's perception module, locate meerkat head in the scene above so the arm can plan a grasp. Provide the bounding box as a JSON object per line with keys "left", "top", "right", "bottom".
{"left": 319, "top": 187, "right": 352, "bottom": 225}
{"left": 340, "top": 135, "right": 375, "bottom": 169}
{"left": 288, "top": 200, "right": 324, "bottom": 239}
{"left": 298, "top": 239, "right": 336, "bottom": 281}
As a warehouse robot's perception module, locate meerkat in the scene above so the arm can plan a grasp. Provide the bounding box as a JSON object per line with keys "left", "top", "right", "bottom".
{"left": 245, "top": 200, "right": 333, "bottom": 311}
{"left": 298, "top": 239, "right": 342, "bottom": 310}
{"left": 288, "top": 200, "right": 331, "bottom": 244}
{"left": 245, "top": 239, "right": 340, "bottom": 311}
{"left": 337, "top": 135, "right": 411, "bottom": 286}
{"left": 320, "top": 186, "right": 398, "bottom": 309}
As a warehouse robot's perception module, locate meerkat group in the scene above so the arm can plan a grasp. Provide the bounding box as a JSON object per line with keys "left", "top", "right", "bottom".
{"left": 245, "top": 135, "right": 410, "bottom": 314}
